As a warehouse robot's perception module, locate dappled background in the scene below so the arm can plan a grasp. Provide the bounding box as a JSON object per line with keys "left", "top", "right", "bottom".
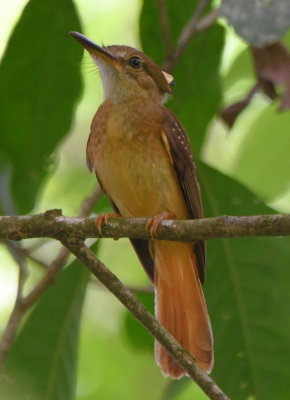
{"left": 0, "top": 0, "right": 289, "bottom": 399}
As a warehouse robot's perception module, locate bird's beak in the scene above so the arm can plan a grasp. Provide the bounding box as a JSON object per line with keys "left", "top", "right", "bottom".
{"left": 69, "top": 31, "right": 116, "bottom": 63}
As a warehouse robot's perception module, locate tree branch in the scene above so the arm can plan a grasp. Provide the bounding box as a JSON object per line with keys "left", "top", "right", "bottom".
{"left": 0, "top": 213, "right": 289, "bottom": 242}
{"left": 164, "top": 6, "right": 219, "bottom": 72}
{"left": 62, "top": 239, "right": 229, "bottom": 400}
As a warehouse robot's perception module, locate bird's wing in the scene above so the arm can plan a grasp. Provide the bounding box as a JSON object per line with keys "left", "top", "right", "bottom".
{"left": 161, "top": 107, "right": 206, "bottom": 283}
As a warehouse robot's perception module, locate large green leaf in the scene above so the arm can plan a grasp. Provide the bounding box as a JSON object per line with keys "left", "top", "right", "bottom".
{"left": 123, "top": 292, "right": 154, "bottom": 351}
{"left": 0, "top": 0, "right": 83, "bottom": 214}
{"left": 1, "top": 243, "right": 97, "bottom": 400}
{"left": 230, "top": 100, "right": 290, "bottom": 201}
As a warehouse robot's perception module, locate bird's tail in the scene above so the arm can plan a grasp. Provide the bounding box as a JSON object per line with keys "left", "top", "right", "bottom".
{"left": 154, "top": 240, "right": 213, "bottom": 378}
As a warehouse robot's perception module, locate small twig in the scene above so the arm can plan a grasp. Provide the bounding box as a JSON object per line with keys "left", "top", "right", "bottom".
{"left": 4, "top": 241, "right": 28, "bottom": 299}
{"left": 26, "top": 253, "right": 50, "bottom": 269}
{"left": 164, "top": 5, "right": 219, "bottom": 72}
{"left": 63, "top": 240, "right": 229, "bottom": 400}
{"left": 196, "top": 8, "right": 219, "bottom": 32}
{"left": 0, "top": 305, "right": 25, "bottom": 370}
{"left": 5, "top": 240, "right": 49, "bottom": 270}
{"left": 0, "top": 241, "right": 28, "bottom": 369}
{"left": 178, "top": 0, "right": 210, "bottom": 47}
{"left": 156, "top": 0, "right": 176, "bottom": 57}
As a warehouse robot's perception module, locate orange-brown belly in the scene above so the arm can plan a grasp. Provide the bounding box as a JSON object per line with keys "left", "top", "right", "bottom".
{"left": 93, "top": 131, "right": 188, "bottom": 220}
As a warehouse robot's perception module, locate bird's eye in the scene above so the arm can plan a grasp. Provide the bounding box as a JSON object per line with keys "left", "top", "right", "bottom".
{"left": 129, "top": 56, "right": 142, "bottom": 69}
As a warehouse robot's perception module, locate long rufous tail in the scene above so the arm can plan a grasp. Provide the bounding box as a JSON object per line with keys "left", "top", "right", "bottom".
{"left": 154, "top": 240, "right": 213, "bottom": 378}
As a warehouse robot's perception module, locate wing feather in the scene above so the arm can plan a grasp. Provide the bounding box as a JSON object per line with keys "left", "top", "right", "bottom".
{"left": 161, "top": 108, "right": 206, "bottom": 283}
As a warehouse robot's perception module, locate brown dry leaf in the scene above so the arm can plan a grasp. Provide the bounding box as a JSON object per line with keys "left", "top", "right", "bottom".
{"left": 252, "top": 42, "right": 290, "bottom": 110}
{"left": 221, "top": 41, "right": 290, "bottom": 128}
{"left": 220, "top": 81, "right": 276, "bottom": 128}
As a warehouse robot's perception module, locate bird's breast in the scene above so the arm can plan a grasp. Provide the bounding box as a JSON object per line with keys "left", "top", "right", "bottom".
{"left": 90, "top": 103, "right": 188, "bottom": 219}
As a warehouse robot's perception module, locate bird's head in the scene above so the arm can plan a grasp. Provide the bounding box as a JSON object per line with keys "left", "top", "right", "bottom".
{"left": 70, "top": 31, "right": 175, "bottom": 104}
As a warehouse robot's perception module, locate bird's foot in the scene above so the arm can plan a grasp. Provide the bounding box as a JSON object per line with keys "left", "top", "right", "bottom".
{"left": 145, "top": 212, "right": 176, "bottom": 237}
{"left": 95, "top": 212, "right": 121, "bottom": 235}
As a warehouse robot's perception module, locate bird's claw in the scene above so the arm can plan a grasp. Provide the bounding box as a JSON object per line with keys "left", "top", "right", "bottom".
{"left": 145, "top": 212, "right": 176, "bottom": 237}
{"left": 95, "top": 212, "right": 121, "bottom": 235}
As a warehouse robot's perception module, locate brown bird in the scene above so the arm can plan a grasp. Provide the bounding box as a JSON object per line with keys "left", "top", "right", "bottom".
{"left": 70, "top": 31, "right": 213, "bottom": 378}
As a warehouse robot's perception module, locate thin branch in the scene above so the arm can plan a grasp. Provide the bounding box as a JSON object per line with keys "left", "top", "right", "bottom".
{"left": 5, "top": 240, "right": 49, "bottom": 270}
{"left": 4, "top": 241, "right": 28, "bottom": 299}
{"left": 156, "top": 0, "right": 176, "bottom": 57}
{"left": 0, "top": 241, "right": 28, "bottom": 368}
{"left": 0, "top": 187, "right": 103, "bottom": 371}
{"left": 178, "top": 0, "right": 210, "bottom": 46}
{"left": 0, "top": 213, "right": 289, "bottom": 242}
{"left": 0, "top": 304, "right": 26, "bottom": 369}
{"left": 62, "top": 240, "right": 229, "bottom": 400}
{"left": 26, "top": 253, "right": 50, "bottom": 269}
{"left": 164, "top": 6, "right": 219, "bottom": 72}
{"left": 196, "top": 8, "right": 220, "bottom": 32}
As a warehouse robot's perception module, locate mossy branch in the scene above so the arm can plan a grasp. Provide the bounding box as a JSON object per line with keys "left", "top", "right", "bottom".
{"left": 0, "top": 212, "right": 289, "bottom": 242}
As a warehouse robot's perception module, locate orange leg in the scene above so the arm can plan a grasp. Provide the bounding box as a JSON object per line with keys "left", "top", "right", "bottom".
{"left": 95, "top": 212, "right": 121, "bottom": 235}
{"left": 145, "top": 212, "right": 176, "bottom": 237}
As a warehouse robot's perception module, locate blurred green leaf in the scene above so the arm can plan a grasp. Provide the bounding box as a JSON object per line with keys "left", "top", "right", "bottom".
{"left": 77, "top": 286, "right": 166, "bottom": 400}
{"left": 0, "top": 0, "right": 83, "bottom": 214}
{"left": 162, "top": 379, "right": 190, "bottom": 400}
{"left": 123, "top": 292, "right": 154, "bottom": 351}
{"left": 1, "top": 242, "right": 98, "bottom": 400}
{"left": 200, "top": 163, "right": 290, "bottom": 400}
{"left": 223, "top": 47, "right": 255, "bottom": 96}
{"left": 140, "top": 0, "right": 224, "bottom": 154}
{"left": 231, "top": 100, "right": 290, "bottom": 201}
{"left": 220, "top": 0, "right": 290, "bottom": 46}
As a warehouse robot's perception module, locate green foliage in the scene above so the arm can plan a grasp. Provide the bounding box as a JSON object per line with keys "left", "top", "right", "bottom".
{"left": 231, "top": 100, "right": 290, "bottom": 201}
{"left": 161, "top": 379, "right": 192, "bottom": 400}
{"left": 1, "top": 243, "right": 96, "bottom": 400}
{"left": 0, "top": 0, "right": 83, "bottom": 214}
{"left": 123, "top": 292, "right": 154, "bottom": 351}
{"left": 220, "top": 0, "right": 290, "bottom": 46}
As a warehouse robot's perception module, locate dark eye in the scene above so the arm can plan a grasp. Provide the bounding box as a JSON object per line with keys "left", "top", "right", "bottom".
{"left": 129, "top": 56, "right": 142, "bottom": 69}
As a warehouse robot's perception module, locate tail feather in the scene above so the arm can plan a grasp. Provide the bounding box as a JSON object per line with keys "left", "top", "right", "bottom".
{"left": 154, "top": 240, "right": 213, "bottom": 378}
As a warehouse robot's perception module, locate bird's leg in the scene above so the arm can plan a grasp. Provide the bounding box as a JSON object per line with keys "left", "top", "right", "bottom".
{"left": 95, "top": 212, "right": 121, "bottom": 235}
{"left": 145, "top": 212, "right": 176, "bottom": 237}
